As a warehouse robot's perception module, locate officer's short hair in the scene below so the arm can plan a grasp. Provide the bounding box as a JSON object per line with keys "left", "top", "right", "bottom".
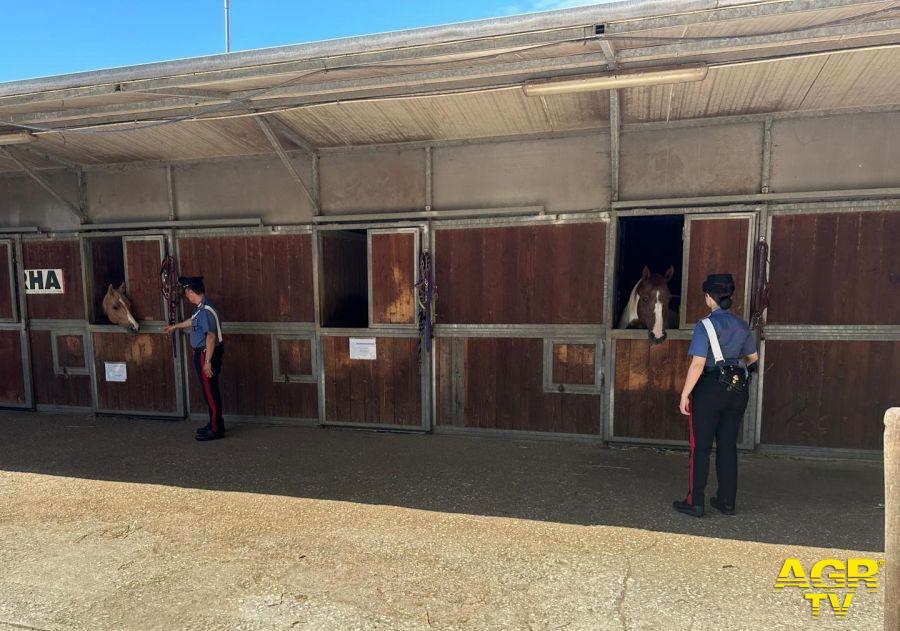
{"left": 187, "top": 281, "right": 205, "bottom": 294}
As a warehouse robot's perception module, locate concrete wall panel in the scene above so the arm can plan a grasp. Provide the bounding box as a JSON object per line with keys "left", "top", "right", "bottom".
{"left": 433, "top": 134, "right": 609, "bottom": 212}
{"left": 175, "top": 154, "right": 315, "bottom": 223}
{"left": 770, "top": 112, "right": 900, "bottom": 193}
{"left": 86, "top": 165, "right": 169, "bottom": 223}
{"left": 0, "top": 172, "right": 82, "bottom": 231}
{"left": 320, "top": 148, "right": 425, "bottom": 214}
{"left": 620, "top": 123, "right": 763, "bottom": 200}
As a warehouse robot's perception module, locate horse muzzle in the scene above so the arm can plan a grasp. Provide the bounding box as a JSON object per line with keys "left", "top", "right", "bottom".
{"left": 648, "top": 330, "right": 667, "bottom": 344}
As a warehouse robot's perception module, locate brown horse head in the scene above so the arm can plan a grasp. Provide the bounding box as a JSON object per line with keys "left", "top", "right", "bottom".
{"left": 103, "top": 283, "right": 139, "bottom": 333}
{"left": 634, "top": 266, "right": 674, "bottom": 344}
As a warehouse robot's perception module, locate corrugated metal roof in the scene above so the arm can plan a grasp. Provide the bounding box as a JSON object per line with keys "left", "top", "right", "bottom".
{"left": 32, "top": 117, "right": 270, "bottom": 164}
{"left": 622, "top": 45, "right": 900, "bottom": 122}
{"left": 275, "top": 88, "right": 608, "bottom": 147}
{"left": 0, "top": 0, "right": 896, "bottom": 165}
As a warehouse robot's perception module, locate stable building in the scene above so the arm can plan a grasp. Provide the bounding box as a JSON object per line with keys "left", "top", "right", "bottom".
{"left": 0, "top": 0, "right": 897, "bottom": 456}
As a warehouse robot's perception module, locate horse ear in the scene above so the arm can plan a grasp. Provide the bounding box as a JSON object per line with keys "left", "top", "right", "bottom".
{"left": 665, "top": 266, "right": 674, "bottom": 281}
{"left": 117, "top": 282, "right": 126, "bottom": 294}
{"left": 642, "top": 266, "right": 650, "bottom": 279}
{"left": 106, "top": 284, "right": 114, "bottom": 294}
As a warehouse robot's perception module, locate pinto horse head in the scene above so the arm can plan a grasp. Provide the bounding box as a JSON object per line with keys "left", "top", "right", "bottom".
{"left": 103, "top": 283, "right": 140, "bottom": 333}
{"left": 633, "top": 266, "right": 674, "bottom": 344}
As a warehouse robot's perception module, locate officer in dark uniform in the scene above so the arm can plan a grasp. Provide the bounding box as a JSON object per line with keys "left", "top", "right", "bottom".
{"left": 673, "top": 273, "right": 759, "bottom": 517}
{"left": 163, "top": 276, "right": 225, "bottom": 441}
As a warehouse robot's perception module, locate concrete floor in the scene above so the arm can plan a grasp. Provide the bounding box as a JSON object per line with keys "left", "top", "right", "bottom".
{"left": 0, "top": 412, "right": 885, "bottom": 630}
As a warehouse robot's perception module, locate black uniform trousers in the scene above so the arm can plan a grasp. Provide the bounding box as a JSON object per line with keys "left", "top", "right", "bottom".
{"left": 685, "top": 373, "right": 749, "bottom": 507}
{"left": 193, "top": 345, "right": 224, "bottom": 433}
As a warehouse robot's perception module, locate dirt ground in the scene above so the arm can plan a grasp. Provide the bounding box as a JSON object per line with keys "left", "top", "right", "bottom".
{"left": 0, "top": 412, "right": 885, "bottom": 630}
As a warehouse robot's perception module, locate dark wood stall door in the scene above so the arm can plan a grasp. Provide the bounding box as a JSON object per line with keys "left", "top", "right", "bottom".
{"left": 369, "top": 229, "right": 417, "bottom": 326}
{"left": 0, "top": 240, "right": 15, "bottom": 321}
{"left": 323, "top": 335, "right": 422, "bottom": 427}
{"left": 612, "top": 338, "right": 691, "bottom": 442}
{"left": 0, "top": 240, "right": 27, "bottom": 407}
{"left": 23, "top": 239, "right": 92, "bottom": 409}
{"left": 432, "top": 220, "right": 607, "bottom": 435}
{"left": 178, "top": 232, "right": 318, "bottom": 421}
{"left": 23, "top": 240, "right": 85, "bottom": 320}
{"left": 124, "top": 237, "right": 165, "bottom": 322}
{"left": 0, "top": 329, "right": 26, "bottom": 406}
{"left": 435, "top": 337, "right": 602, "bottom": 434}
{"left": 92, "top": 331, "right": 179, "bottom": 414}
{"left": 435, "top": 222, "right": 606, "bottom": 325}
{"left": 767, "top": 211, "right": 900, "bottom": 325}
{"left": 761, "top": 340, "right": 899, "bottom": 450}
{"left": 682, "top": 215, "right": 753, "bottom": 325}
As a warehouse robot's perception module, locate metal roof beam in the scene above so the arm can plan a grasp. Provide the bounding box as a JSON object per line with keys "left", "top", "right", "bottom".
{"left": 2, "top": 51, "right": 614, "bottom": 127}
{"left": 0, "top": 27, "right": 593, "bottom": 111}
{"left": 263, "top": 114, "right": 318, "bottom": 155}
{"left": 606, "top": 0, "right": 892, "bottom": 34}
{"left": 254, "top": 114, "right": 319, "bottom": 214}
{"left": 0, "top": 0, "right": 715, "bottom": 98}
{"left": 16, "top": 145, "right": 85, "bottom": 170}
{"left": 130, "top": 88, "right": 232, "bottom": 100}
{"left": 0, "top": 147, "right": 85, "bottom": 222}
{"left": 616, "top": 17, "right": 900, "bottom": 62}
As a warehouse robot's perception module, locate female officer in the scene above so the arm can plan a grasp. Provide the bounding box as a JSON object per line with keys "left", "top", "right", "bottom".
{"left": 673, "top": 273, "right": 759, "bottom": 518}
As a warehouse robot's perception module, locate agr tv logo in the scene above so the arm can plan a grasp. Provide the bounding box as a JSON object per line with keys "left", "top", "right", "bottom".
{"left": 774, "top": 558, "right": 881, "bottom": 619}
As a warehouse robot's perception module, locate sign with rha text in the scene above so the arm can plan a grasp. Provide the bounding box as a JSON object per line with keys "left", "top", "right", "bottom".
{"left": 24, "top": 269, "right": 65, "bottom": 294}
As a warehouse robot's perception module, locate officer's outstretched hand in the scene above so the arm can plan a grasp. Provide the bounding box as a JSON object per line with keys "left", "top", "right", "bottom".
{"left": 679, "top": 394, "right": 691, "bottom": 416}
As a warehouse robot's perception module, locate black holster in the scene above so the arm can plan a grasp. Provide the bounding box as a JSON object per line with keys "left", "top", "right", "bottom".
{"left": 716, "top": 365, "right": 749, "bottom": 393}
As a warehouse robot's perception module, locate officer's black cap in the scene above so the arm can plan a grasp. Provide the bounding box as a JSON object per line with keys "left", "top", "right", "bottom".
{"left": 702, "top": 273, "right": 735, "bottom": 295}
{"left": 178, "top": 275, "right": 205, "bottom": 292}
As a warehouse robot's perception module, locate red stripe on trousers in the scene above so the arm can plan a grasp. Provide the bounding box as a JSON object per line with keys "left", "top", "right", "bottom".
{"left": 685, "top": 398, "right": 695, "bottom": 505}
{"left": 200, "top": 349, "right": 220, "bottom": 432}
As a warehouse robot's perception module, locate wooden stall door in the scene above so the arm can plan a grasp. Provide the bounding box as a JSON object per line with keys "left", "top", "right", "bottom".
{"left": 0, "top": 240, "right": 27, "bottom": 407}
{"left": 92, "top": 331, "right": 179, "bottom": 414}
{"left": 369, "top": 229, "right": 418, "bottom": 326}
{"left": 681, "top": 214, "right": 753, "bottom": 326}
{"left": 323, "top": 335, "right": 422, "bottom": 427}
{"left": 124, "top": 237, "right": 165, "bottom": 322}
{"left": 767, "top": 211, "right": 900, "bottom": 325}
{"left": 0, "top": 240, "right": 15, "bottom": 322}
{"left": 23, "top": 239, "right": 91, "bottom": 409}
{"left": 435, "top": 222, "right": 606, "bottom": 324}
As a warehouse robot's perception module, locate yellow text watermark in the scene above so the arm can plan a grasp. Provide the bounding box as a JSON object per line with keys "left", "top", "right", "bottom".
{"left": 774, "top": 558, "right": 881, "bottom": 619}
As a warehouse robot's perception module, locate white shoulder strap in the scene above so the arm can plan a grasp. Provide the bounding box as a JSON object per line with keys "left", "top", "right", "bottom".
{"left": 202, "top": 304, "right": 224, "bottom": 343}
{"left": 701, "top": 318, "right": 725, "bottom": 365}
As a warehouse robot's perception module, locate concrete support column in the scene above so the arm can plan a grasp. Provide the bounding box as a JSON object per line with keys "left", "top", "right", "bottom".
{"left": 886, "top": 407, "right": 900, "bottom": 631}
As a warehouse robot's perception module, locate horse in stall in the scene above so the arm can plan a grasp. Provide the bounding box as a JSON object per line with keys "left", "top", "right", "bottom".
{"left": 102, "top": 283, "right": 140, "bottom": 333}
{"left": 618, "top": 266, "right": 678, "bottom": 344}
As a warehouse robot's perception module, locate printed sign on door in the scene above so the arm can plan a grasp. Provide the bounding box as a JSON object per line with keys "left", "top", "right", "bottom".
{"left": 24, "top": 269, "right": 65, "bottom": 294}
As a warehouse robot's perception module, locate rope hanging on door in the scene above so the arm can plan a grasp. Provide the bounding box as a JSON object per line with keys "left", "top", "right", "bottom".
{"left": 415, "top": 250, "right": 436, "bottom": 357}
{"left": 159, "top": 255, "right": 180, "bottom": 358}
{"left": 749, "top": 239, "right": 770, "bottom": 346}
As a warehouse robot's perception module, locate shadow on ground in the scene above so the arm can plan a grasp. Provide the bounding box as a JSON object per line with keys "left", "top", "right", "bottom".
{"left": 0, "top": 411, "right": 884, "bottom": 551}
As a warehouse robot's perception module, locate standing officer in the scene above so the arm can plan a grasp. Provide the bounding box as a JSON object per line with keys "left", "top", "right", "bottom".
{"left": 673, "top": 273, "right": 759, "bottom": 517}
{"left": 164, "top": 276, "right": 225, "bottom": 441}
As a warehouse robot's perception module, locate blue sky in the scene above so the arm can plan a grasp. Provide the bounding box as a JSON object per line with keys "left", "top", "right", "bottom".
{"left": 0, "top": 0, "right": 599, "bottom": 83}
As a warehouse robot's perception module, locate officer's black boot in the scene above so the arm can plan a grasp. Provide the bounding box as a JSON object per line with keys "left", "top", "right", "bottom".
{"left": 196, "top": 423, "right": 211, "bottom": 435}
{"left": 710, "top": 497, "right": 736, "bottom": 515}
{"left": 195, "top": 428, "right": 224, "bottom": 441}
{"left": 672, "top": 500, "right": 704, "bottom": 518}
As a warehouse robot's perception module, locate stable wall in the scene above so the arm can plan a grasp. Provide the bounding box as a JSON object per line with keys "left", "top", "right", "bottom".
{"left": 2, "top": 111, "right": 899, "bottom": 231}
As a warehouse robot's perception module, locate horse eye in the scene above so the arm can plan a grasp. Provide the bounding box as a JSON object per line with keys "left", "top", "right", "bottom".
{"left": 641, "top": 296, "right": 649, "bottom": 302}
{"left": 113, "top": 305, "right": 120, "bottom": 310}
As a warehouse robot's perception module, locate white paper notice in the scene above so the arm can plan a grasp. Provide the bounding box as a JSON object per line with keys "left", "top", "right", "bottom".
{"left": 349, "top": 338, "right": 377, "bottom": 360}
{"left": 105, "top": 362, "right": 127, "bottom": 382}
